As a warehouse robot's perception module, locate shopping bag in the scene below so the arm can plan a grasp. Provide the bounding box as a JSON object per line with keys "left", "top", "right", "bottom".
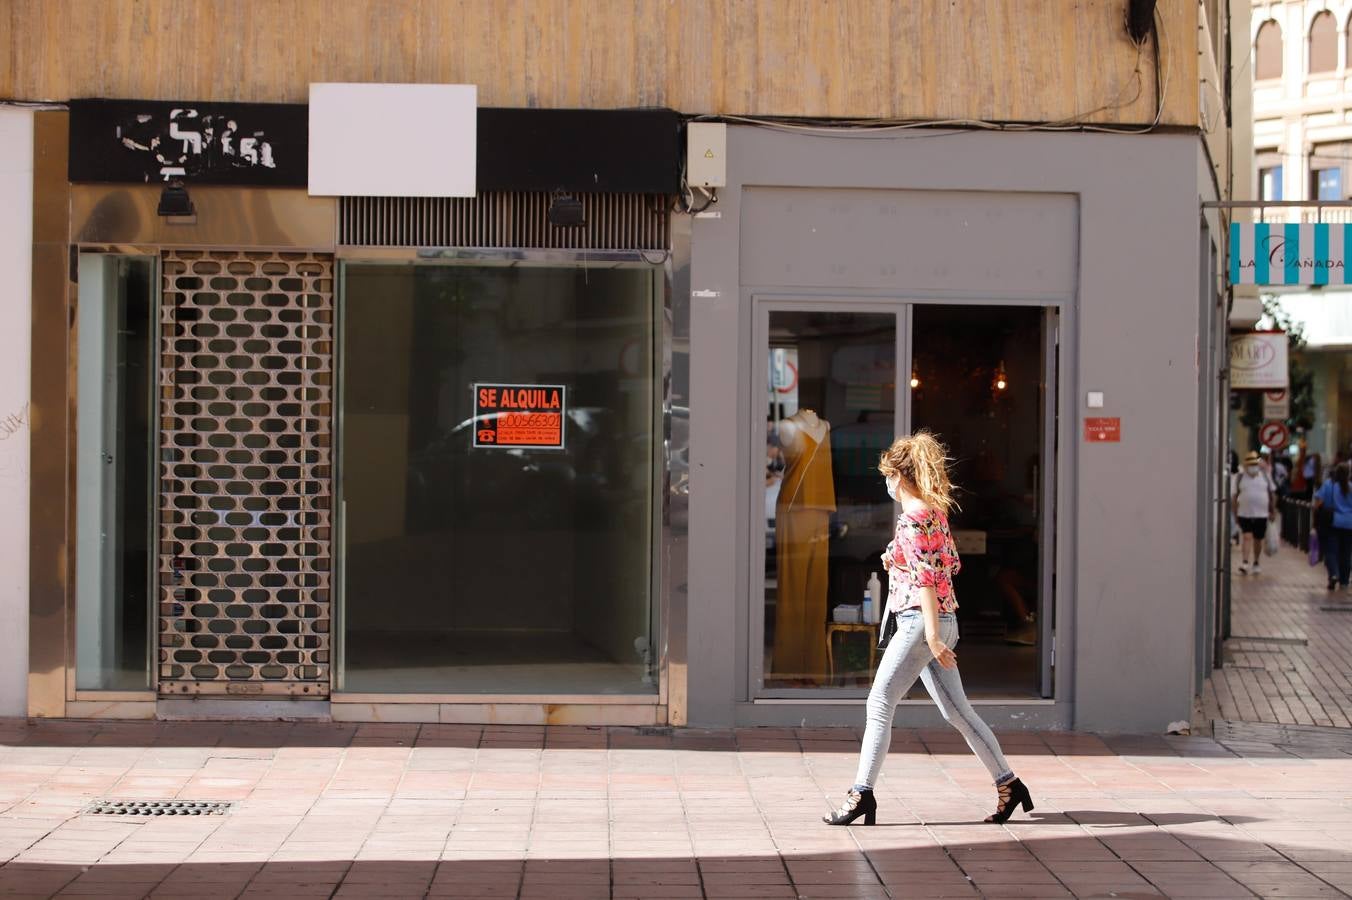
{"left": 1309, "top": 528, "right": 1321, "bottom": 566}
{"left": 1265, "top": 518, "right": 1280, "bottom": 557}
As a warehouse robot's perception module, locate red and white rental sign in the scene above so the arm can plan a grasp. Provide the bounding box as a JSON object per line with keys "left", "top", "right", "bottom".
{"left": 1230, "top": 332, "right": 1289, "bottom": 390}
{"left": 1259, "top": 421, "right": 1290, "bottom": 450}
{"left": 473, "top": 383, "right": 566, "bottom": 449}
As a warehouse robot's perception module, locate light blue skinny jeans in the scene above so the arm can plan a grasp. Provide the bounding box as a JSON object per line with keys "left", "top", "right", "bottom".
{"left": 854, "top": 610, "right": 1015, "bottom": 789}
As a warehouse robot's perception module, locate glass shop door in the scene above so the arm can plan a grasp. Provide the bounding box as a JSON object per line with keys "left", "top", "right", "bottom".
{"left": 751, "top": 298, "right": 1057, "bottom": 700}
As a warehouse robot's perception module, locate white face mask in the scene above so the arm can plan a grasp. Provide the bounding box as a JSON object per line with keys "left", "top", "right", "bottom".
{"left": 885, "top": 475, "right": 902, "bottom": 501}
{"left": 1246, "top": 465, "right": 1260, "bottom": 476}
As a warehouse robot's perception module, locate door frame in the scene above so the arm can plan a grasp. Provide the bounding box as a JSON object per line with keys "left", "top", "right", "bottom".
{"left": 69, "top": 248, "right": 161, "bottom": 704}
{"left": 747, "top": 292, "right": 1065, "bottom": 703}
{"left": 749, "top": 297, "right": 908, "bottom": 700}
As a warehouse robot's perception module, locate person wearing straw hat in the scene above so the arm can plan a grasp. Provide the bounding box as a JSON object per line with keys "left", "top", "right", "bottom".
{"left": 1232, "top": 451, "right": 1276, "bottom": 575}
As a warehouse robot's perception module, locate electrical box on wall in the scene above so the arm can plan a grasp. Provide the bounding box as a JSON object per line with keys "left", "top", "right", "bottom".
{"left": 687, "top": 122, "right": 727, "bottom": 188}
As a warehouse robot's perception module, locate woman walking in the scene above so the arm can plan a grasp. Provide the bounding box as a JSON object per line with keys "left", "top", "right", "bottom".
{"left": 1315, "top": 462, "right": 1352, "bottom": 590}
{"left": 824, "top": 432, "right": 1032, "bottom": 827}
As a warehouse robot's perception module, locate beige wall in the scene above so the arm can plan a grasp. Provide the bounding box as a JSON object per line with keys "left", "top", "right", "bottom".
{"left": 1200, "top": 1, "right": 1237, "bottom": 196}
{"left": 0, "top": 109, "right": 33, "bottom": 717}
{"left": 4, "top": 0, "right": 1198, "bottom": 126}
{"left": 1250, "top": 0, "right": 1352, "bottom": 203}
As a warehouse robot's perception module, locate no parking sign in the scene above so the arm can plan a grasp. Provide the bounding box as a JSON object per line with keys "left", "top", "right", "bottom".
{"left": 1259, "top": 421, "right": 1290, "bottom": 450}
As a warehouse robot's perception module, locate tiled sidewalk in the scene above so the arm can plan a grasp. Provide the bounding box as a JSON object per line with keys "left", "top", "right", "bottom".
{"left": 0, "top": 720, "right": 1349, "bottom": 899}
{"left": 1202, "top": 538, "right": 1352, "bottom": 728}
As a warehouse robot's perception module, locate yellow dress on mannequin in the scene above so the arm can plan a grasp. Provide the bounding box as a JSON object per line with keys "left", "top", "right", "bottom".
{"left": 773, "top": 410, "right": 836, "bottom": 683}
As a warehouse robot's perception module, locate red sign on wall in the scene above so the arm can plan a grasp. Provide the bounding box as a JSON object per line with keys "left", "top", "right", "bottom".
{"left": 1084, "top": 417, "right": 1121, "bottom": 443}
{"left": 472, "top": 383, "right": 567, "bottom": 449}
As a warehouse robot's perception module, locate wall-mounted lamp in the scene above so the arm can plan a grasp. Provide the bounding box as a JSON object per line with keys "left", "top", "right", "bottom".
{"left": 547, "top": 192, "right": 585, "bottom": 228}
{"left": 157, "top": 180, "right": 195, "bottom": 219}
{"left": 909, "top": 365, "right": 920, "bottom": 389}
{"left": 994, "top": 361, "right": 1008, "bottom": 392}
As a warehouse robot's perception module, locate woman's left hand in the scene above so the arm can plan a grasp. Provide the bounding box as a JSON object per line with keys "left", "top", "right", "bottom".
{"left": 927, "top": 636, "right": 957, "bottom": 669}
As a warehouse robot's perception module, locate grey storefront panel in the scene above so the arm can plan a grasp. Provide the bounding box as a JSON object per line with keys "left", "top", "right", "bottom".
{"left": 687, "top": 126, "right": 1206, "bottom": 733}
{"left": 740, "top": 188, "right": 1078, "bottom": 299}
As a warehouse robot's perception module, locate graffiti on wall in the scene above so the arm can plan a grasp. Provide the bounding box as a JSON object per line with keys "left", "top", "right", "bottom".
{"left": 0, "top": 403, "right": 26, "bottom": 442}
{"left": 0, "top": 403, "right": 29, "bottom": 483}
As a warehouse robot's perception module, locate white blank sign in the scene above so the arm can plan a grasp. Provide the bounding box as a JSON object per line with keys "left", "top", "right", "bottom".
{"left": 308, "top": 83, "right": 476, "bottom": 197}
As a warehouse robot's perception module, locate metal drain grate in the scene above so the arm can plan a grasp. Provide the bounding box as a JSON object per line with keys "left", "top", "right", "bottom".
{"left": 86, "top": 800, "right": 232, "bottom": 817}
{"left": 636, "top": 726, "right": 673, "bottom": 737}
{"left": 1319, "top": 606, "right": 1352, "bottom": 613}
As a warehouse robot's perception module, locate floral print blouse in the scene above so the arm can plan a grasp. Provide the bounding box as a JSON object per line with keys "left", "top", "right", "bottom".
{"left": 884, "top": 508, "right": 961, "bottom": 614}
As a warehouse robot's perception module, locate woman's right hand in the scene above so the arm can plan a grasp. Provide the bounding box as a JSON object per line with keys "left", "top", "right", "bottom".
{"left": 927, "top": 635, "right": 957, "bottom": 669}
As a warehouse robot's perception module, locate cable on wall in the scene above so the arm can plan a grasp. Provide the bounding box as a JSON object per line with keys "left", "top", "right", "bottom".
{"left": 687, "top": 4, "right": 1171, "bottom": 139}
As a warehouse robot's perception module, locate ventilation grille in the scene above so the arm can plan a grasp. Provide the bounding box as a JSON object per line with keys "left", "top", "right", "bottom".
{"left": 339, "top": 192, "right": 671, "bottom": 250}
{"left": 157, "top": 250, "right": 333, "bottom": 697}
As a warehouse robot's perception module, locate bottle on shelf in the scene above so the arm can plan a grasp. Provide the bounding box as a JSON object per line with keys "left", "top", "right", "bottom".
{"left": 867, "top": 572, "right": 882, "bottom": 623}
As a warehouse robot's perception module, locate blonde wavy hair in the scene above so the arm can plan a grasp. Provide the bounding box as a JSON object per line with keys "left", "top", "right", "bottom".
{"left": 878, "top": 430, "right": 959, "bottom": 514}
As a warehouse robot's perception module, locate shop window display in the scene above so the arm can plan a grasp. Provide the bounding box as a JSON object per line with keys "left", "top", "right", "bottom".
{"left": 339, "top": 263, "right": 659, "bottom": 695}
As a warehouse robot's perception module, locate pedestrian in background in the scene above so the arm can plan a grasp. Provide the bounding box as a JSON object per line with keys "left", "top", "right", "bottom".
{"left": 1315, "top": 462, "right": 1352, "bottom": 591}
{"left": 1292, "top": 441, "right": 1310, "bottom": 498}
{"left": 1233, "top": 452, "right": 1276, "bottom": 575}
{"left": 1272, "top": 454, "right": 1292, "bottom": 497}
{"left": 1303, "top": 451, "right": 1323, "bottom": 501}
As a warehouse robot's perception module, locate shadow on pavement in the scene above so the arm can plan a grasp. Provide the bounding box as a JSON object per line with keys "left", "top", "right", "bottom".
{"left": 0, "top": 837, "right": 1346, "bottom": 899}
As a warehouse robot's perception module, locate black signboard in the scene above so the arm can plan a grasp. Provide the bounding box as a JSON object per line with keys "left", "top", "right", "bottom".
{"left": 477, "top": 108, "right": 682, "bottom": 194}
{"left": 69, "top": 99, "right": 307, "bottom": 186}
{"left": 69, "top": 100, "right": 682, "bottom": 194}
{"left": 472, "top": 383, "right": 567, "bottom": 449}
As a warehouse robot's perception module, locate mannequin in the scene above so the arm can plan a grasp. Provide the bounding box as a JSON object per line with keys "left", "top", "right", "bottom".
{"left": 773, "top": 408, "right": 836, "bottom": 684}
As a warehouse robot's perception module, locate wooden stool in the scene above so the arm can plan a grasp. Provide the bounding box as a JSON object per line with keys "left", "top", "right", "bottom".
{"left": 825, "top": 622, "right": 879, "bottom": 682}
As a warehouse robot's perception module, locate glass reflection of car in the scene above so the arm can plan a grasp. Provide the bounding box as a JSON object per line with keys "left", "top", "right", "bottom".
{"left": 405, "top": 407, "right": 644, "bottom": 531}
{"left": 666, "top": 405, "right": 690, "bottom": 528}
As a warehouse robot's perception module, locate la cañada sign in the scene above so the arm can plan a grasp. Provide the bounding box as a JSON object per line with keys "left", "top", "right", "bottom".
{"left": 1230, "top": 223, "right": 1349, "bottom": 286}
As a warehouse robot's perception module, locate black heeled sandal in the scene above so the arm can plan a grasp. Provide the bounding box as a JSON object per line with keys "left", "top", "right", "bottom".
{"left": 823, "top": 789, "right": 876, "bottom": 826}
{"left": 985, "top": 777, "right": 1034, "bottom": 824}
